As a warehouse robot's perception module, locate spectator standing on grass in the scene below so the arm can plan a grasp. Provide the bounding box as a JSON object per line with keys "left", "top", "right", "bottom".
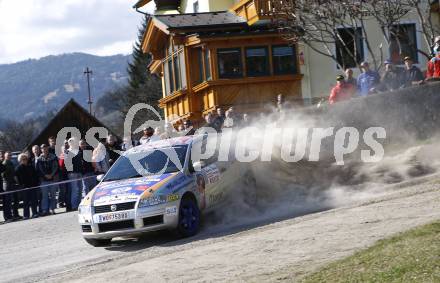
{"left": 345, "top": 68, "right": 357, "bottom": 88}
{"left": 121, "top": 137, "right": 133, "bottom": 151}
{"left": 183, "top": 119, "right": 196, "bottom": 136}
{"left": 329, "top": 75, "right": 355, "bottom": 104}
{"left": 0, "top": 151, "right": 11, "bottom": 223}
{"left": 211, "top": 108, "right": 225, "bottom": 132}
{"left": 93, "top": 143, "right": 110, "bottom": 174}
{"left": 79, "top": 139, "right": 96, "bottom": 195}
{"left": 402, "top": 56, "right": 424, "bottom": 87}
{"left": 3, "top": 151, "right": 21, "bottom": 220}
{"left": 31, "top": 145, "right": 42, "bottom": 212}
{"left": 277, "top": 94, "right": 285, "bottom": 112}
{"left": 426, "top": 36, "right": 440, "bottom": 80}
{"left": 67, "top": 138, "right": 82, "bottom": 210}
{"left": 48, "top": 136, "right": 56, "bottom": 155}
{"left": 36, "top": 144, "right": 59, "bottom": 215}
{"left": 242, "top": 113, "right": 250, "bottom": 127}
{"left": 223, "top": 110, "right": 234, "bottom": 128}
{"left": 31, "top": 145, "right": 40, "bottom": 169}
{"left": 139, "top": 127, "right": 160, "bottom": 145}
{"left": 105, "top": 134, "right": 121, "bottom": 166}
{"left": 154, "top": 127, "right": 162, "bottom": 139}
{"left": 177, "top": 124, "right": 185, "bottom": 134}
{"left": 379, "top": 60, "right": 404, "bottom": 92}
{"left": 205, "top": 112, "right": 214, "bottom": 127}
{"left": 15, "top": 154, "right": 39, "bottom": 219}
{"left": 58, "top": 141, "right": 71, "bottom": 211}
{"left": 357, "top": 61, "right": 380, "bottom": 96}
{"left": 160, "top": 123, "right": 176, "bottom": 139}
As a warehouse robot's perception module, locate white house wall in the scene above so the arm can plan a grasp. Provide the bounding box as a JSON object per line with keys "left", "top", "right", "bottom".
{"left": 302, "top": 8, "right": 439, "bottom": 100}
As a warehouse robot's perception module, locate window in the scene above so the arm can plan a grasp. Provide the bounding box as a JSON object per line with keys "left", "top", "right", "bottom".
{"left": 163, "top": 59, "right": 170, "bottom": 95}
{"left": 272, "top": 45, "right": 297, "bottom": 75}
{"left": 335, "top": 27, "right": 364, "bottom": 69}
{"left": 196, "top": 48, "right": 204, "bottom": 84}
{"left": 103, "top": 145, "right": 188, "bottom": 181}
{"left": 179, "top": 52, "right": 187, "bottom": 89}
{"left": 168, "top": 60, "right": 175, "bottom": 93}
{"left": 193, "top": 1, "right": 199, "bottom": 13}
{"left": 390, "top": 23, "right": 418, "bottom": 64}
{"left": 173, "top": 54, "right": 181, "bottom": 90}
{"left": 217, "top": 48, "right": 243, "bottom": 78}
{"left": 195, "top": 47, "right": 211, "bottom": 84}
{"left": 246, "top": 47, "right": 269, "bottom": 77}
{"left": 204, "top": 49, "right": 211, "bottom": 80}
{"left": 163, "top": 44, "right": 187, "bottom": 96}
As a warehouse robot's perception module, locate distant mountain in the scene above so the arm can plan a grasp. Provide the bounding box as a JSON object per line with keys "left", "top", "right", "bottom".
{"left": 0, "top": 53, "right": 131, "bottom": 121}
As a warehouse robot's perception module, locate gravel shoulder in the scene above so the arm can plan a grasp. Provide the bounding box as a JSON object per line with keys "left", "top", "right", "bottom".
{"left": 1, "top": 175, "right": 439, "bottom": 283}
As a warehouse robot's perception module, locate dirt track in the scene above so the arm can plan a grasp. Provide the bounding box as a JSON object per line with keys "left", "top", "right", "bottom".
{"left": 1, "top": 175, "right": 439, "bottom": 283}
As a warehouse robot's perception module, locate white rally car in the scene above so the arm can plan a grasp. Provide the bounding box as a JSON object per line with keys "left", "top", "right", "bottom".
{"left": 78, "top": 135, "right": 249, "bottom": 246}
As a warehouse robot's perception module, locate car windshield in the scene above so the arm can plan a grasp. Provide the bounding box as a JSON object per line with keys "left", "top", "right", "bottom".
{"left": 103, "top": 145, "right": 188, "bottom": 182}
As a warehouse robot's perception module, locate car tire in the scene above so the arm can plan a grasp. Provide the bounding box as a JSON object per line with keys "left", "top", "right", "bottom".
{"left": 84, "top": 238, "right": 112, "bottom": 247}
{"left": 176, "top": 196, "right": 200, "bottom": 238}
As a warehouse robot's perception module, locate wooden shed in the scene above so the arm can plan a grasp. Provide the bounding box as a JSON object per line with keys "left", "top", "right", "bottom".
{"left": 27, "top": 99, "right": 119, "bottom": 149}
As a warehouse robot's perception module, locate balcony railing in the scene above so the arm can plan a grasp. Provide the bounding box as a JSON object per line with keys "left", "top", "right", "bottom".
{"left": 231, "top": 0, "right": 287, "bottom": 25}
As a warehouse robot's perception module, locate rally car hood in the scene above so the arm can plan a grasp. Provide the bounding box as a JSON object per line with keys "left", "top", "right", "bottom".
{"left": 91, "top": 173, "right": 178, "bottom": 206}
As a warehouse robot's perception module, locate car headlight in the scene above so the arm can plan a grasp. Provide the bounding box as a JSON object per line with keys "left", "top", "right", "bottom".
{"left": 138, "top": 195, "right": 167, "bottom": 208}
{"left": 78, "top": 205, "right": 92, "bottom": 215}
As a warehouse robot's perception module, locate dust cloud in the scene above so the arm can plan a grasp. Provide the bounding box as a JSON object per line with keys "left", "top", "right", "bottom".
{"left": 206, "top": 102, "right": 440, "bottom": 228}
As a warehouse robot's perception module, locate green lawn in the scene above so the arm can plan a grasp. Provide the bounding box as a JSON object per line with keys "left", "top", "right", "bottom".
{"left": 301, "top": 222, "right": 440, "bottom": 283}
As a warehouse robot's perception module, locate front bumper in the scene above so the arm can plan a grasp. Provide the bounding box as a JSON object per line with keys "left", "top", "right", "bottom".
{"left": 79, "top": 203, "right": 179, "bottom": 239}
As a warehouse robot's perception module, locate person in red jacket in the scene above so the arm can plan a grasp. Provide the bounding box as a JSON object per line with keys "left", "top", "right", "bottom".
{"left": 426, "top": 36, "right": 440, "bottom": 80}
{"left": 329, "top": 75, "right": 354, "bottom": 104}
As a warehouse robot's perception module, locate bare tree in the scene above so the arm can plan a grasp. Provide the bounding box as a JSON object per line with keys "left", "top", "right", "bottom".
{"left": 275, "top": 0, "right": 373, "bottom": 69}
{"left": 273, "top": 0, "right": 429, "bottom": 69}
{"left": 0, "top": 121, "right": 37, "bottom": 151}
{"left": 404, "top": 0, "right": 440, "bottom": 59}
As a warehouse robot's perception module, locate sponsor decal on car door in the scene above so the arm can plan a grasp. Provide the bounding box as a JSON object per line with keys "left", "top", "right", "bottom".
{"left": 201, "top": 164, "right": 223, "bottom": 208}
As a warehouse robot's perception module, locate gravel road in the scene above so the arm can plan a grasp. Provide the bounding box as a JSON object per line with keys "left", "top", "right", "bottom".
{"left": 1, "top": 175, "right": 439, "bottom": 283}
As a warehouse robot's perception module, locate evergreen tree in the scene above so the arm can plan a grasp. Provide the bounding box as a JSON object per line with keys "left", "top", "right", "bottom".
{"left": 122, "top": 15, "right": 163, "bottom": 131}
{"left": 127, "top": 16, "right": 152, "bottom": 89}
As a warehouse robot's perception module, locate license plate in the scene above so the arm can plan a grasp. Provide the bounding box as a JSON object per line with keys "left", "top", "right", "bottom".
{"left": 98, "top": 212, "right": 129, "bottom": 223}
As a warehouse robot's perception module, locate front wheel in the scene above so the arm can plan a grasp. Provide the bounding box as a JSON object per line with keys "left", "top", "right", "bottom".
{"left": 176, "top": 196, "right": 200, "bottom": 238}
{"left": 84, "top": 238, "right": 112, "bottom": 247}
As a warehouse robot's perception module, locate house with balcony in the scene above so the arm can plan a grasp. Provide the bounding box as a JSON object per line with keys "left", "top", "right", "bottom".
{"left": 133, "top": 0, "right": 302, "bottom": 124}
{"left": 134, "top": 0, "right": 440, "bottom": 124}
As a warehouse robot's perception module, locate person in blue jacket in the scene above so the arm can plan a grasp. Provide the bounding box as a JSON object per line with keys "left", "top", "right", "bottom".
{"left": 357, "top": 61, "right": 380, "bottom": 96}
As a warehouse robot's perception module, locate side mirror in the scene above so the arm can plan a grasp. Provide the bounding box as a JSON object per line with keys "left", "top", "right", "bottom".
{"left": 96, "top": 174, "right": 105, "bottom": 182}
{"left": 190, "top": 161, "right": 206, "bottom": 173}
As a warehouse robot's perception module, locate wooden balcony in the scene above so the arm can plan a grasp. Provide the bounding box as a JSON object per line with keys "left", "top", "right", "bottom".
{"left": 231, "top": 0, "right": 286, "bottom": 25}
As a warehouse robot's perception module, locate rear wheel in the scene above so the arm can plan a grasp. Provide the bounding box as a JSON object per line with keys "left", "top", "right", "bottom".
{"left": 84, "top": 238, "right": 112, "bottom": 247}
{"left": 176, "top": 196, "right": 200, "bottom": 238}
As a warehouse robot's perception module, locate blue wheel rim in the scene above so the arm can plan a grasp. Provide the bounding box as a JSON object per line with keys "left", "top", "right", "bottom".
{"left": 179, "top": 200, "right": 199, "bottom": 234}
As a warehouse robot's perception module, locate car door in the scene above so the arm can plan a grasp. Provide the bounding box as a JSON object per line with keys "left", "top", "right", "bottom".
{"left": 198, "top": 154, "right": 223, "bottom": 209}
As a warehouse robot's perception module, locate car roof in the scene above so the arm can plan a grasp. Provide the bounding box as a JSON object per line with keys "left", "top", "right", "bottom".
{"left": 123, "top": 135, "right": 204, "bottom": 156}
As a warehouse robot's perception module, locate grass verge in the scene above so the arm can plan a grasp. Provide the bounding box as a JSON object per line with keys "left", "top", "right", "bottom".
{"left": 301, "top": 221, "right": 440, "bottom": 283}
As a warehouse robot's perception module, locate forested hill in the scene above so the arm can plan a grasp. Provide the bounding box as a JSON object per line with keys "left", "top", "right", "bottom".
{"left": 0, "top": 53, "right": 130, "bottom": 121}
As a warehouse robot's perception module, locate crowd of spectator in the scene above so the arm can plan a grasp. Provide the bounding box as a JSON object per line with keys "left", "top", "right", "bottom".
{"left": 1, "top": 134, "right": 131, "bottom": 223}
{"left": 329, "top": 55, "right": 437, "bottom": 104}
{"left": 203, "top": 106, "right": 249, "bottom": 131}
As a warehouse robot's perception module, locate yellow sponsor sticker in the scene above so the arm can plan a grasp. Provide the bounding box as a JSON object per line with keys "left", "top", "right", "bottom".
{"left": 167, "top": 194, "right": 179, "bottom": 202}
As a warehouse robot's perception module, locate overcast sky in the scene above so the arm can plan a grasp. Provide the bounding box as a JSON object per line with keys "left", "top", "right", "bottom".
{"left": 0, "top": 0, "right": 155, "bottom": 64}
